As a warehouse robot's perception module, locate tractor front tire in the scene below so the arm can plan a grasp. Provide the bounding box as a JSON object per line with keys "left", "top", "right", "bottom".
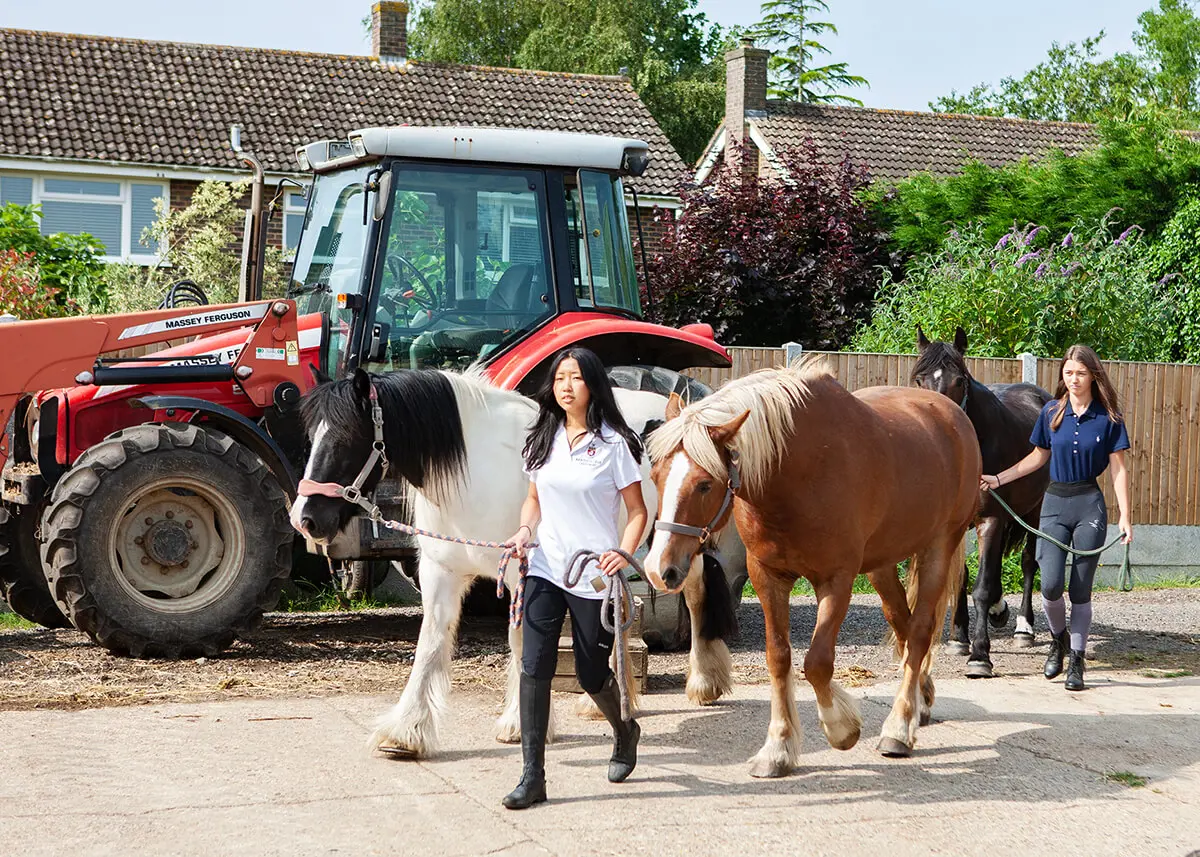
{"left": 40, "top": 423, "right": 292, "bottom": 658}
{"left": 0, "top": 502, "right": 72, "bottom": 628}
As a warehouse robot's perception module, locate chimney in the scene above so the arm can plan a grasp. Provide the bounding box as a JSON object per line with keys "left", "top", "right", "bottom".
{"left": 371, "top": 1, "right": 409, "bottom": 64}
{"left": 724, "top": 38, "right": 770, "bottom": 176}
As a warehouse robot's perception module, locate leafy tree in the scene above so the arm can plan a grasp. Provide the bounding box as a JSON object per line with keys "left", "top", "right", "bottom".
{"left": 931, "top": 0, "right": 1200, "bottom": 123}
{"left": 1141, "top": 195, "right": 1200, "bottom": 361}
{"left": 746, "top": 0, "right": 867, "bottom": 104}
{"left": 850, "top": 219, "right": 1172, "bottom": 361}
{"left": 646, "top": 141, "right": 888, "bottom": 348}
{"left": 0, "top": 203, "right": 107, "bottom": 313}
{"left": 0, "top": 250, "right": 79, "bottom": 320}
{"left": 402, "top": 0, "right": 728, "bottom": 164}
{"left": 103, "top": 181, "right": 287, "bottom": 314}
{"left": 872, "top": 115, "right": 1200, "bottom": 259}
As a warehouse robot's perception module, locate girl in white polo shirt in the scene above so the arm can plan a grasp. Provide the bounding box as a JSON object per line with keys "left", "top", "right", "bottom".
{"left": 501, "top": 347, "right": 648, "bottom": 810}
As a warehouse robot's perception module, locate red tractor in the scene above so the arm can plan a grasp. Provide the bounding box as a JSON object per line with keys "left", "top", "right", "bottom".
{"left": 0, "top": 126, "right": 731, "bottom": 657}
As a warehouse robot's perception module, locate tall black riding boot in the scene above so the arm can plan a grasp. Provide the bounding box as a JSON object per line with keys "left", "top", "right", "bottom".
{"left": 1044, "top": 628, "right": 1069, "bottom": 679}
{"left": 1064, "top": 649, "right": 1086, "bottom": 691}
{"left": 502, "top": 674, "right": 551, "bottom": 809}
{"left": 588, "top": 674, "right": 641, "bottom": 783}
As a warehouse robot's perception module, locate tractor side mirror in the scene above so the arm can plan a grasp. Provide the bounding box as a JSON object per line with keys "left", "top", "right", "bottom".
{"left": 373, "top": 171, "right": 392, "bottom": 222}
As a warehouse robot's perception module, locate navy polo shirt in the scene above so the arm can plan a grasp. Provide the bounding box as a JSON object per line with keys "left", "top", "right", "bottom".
{"left": 1030, "top": 400, "right": 1130, "bottom": 483}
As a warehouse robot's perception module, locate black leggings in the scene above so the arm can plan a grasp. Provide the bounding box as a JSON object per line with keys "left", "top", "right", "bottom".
{"left": 521, "top": 574, "right": 614, "bottom": 694}
{"left": 1037, "top": 486, "right": 1108, "bottom": 604}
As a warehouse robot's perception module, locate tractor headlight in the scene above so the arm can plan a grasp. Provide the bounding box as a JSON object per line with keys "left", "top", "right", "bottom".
{"left": 27, "top": 410, "right": 40, "bottom": 455}
{"left": 349, "top": 134, "right": 368, "bottom": 158}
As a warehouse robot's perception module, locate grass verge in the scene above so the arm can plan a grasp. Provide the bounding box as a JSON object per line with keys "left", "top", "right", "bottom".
{"left": 1105, "top": 771, "right": 1148, "bottom": 788}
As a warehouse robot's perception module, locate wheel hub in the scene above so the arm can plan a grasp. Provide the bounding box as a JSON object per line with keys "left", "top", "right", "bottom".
{"left": 114, "top": 490, "right": 226, "bottom": 599}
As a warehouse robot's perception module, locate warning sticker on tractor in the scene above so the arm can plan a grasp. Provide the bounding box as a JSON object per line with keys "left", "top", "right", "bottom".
{"left": 256, "top": 347, "right": 286, "bottom": 361}
{"left": 285, "top": 340, "right": 300, "bottom": 366}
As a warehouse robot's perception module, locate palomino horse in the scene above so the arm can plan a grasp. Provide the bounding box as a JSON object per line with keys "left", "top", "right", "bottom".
{"left": 644, "top": 363, "right": 980, "bottom": 775}
{"left": 912, "top": 326, "right": 1051, "bottom": 677}
{"left": 289, "top": 368, "right": 739, "bottom": 757}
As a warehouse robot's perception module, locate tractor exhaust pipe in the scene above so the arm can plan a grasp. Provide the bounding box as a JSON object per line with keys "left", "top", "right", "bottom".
{"left": 231, "top": 124, "right": 267, "bottom": 304}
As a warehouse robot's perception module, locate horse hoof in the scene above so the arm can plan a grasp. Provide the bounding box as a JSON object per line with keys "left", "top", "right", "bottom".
{"left": 748, "top": 756, "right": 792, "bottom": 779}
{"left": 987, "top": 602, "right": 1010, "bottom": 629}
{"left": 919, "top": 709, "right": 932, "bottom": 727}
{"left": 377, "top": 744, "right": 419, "bottom": 760}
{"left": 945, "top": 640, "right": 969, "bottom": 657}
{"left": 1013, "top": 632, "right": 1035, "bottom": 649}
{"left": 965, "top": 660, "right": 995, "bottom": 679}
{"left": 877, "top": 737, "right": 913, "bottom": 758}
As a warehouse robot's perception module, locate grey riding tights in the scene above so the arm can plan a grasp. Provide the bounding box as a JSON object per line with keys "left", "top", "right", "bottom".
{"left": 1037, "top": 486, "right": 1107, "bottom": 652}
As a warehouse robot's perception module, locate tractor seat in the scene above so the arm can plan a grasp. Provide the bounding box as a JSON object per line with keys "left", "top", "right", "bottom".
{"left": 486, "top": 264, "right": 536, "bottom": 322}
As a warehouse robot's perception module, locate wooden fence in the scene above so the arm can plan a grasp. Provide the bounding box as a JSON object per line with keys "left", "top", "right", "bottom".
{"left": 690, "top": 348, "right": 1200, "bottom": 527}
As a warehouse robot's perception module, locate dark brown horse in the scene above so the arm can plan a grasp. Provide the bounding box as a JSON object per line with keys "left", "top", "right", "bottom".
{"left": 912, "top": 327, "right": 1051, "bottom": 678}
{"left": 643, "top": 363, "right": 980, "bottom": 775}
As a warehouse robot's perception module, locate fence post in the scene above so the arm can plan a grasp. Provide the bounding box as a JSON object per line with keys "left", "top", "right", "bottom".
{"left": 784, "top": 341, "right": 804, "bottom": 367}
{"left": 1020, "top": 353, "right": 1037, "bottom": 385}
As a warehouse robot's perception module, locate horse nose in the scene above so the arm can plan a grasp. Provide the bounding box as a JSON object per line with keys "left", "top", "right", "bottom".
{"left": 299, "top": 516, "right": 316, "bottom": 536}
{"left": 661, "top": 564, "right": 685, "bottom": 591}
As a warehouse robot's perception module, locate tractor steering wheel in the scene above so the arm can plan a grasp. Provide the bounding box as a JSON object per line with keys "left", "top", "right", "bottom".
{"left": 385, "top": 254, "right": 438, "bottom": 312}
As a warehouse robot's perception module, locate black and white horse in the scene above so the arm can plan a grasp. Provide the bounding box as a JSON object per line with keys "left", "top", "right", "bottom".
{"left": 290, "top": 368, "right": 739, "bottom": 756}
{"left": 912, "top": 327, "right": 1051, "bottom": 677}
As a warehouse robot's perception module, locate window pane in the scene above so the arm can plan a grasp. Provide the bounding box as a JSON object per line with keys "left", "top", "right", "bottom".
{"left": 43, "top": 178, "right": 122, "bottom": 197}
{"left": 40, "top": 201, "right": 123, "bottom": 255}
{"left": 0, "top": 176, "right": 33, "bottom": 207}
{"left": 130, "top": 184, "right": 163, "bottom": 253}
{"left": 284, "top": 212, "right": 304, "bottom": 250}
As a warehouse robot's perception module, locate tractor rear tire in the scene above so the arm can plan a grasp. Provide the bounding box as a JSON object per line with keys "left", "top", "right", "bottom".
{"left": 606, "top": 365, "right": 713, "bottom": 404}
{"left": 40, "top": 423, "right": 293, "bottom": 659}
{"left": 0, "top": 502, "right": 72, "bottom": 628}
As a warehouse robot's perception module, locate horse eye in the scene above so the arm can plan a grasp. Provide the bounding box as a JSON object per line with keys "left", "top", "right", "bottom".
{"left": 698, "top": 481, "right": 713, "bottom": 495}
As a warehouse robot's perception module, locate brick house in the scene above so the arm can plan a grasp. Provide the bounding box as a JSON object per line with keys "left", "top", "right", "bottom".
{"left": 0, "top": 2, "right": 685, "bottom": 266}
{"left": 699, "top": 38, "right": 1102, "bottom": 184}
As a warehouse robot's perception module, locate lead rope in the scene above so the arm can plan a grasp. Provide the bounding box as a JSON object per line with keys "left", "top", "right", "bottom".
{"left": 984, "top": 486, "right": 1134, "bottom": 592}
{"left": 563, "top": 548, "right": 641, "bottom": 722}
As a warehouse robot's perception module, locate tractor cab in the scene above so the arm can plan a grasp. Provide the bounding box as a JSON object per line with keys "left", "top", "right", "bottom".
{"left": 287, "top": 127, "right": 727, "bottom": 391}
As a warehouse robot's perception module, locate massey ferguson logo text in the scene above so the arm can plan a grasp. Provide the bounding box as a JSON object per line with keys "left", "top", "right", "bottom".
{"left": 165, "top": 309, "right": 255, "bottom": 330}
{"left": 117, "top": 304, "right": 269, "bottom": 340}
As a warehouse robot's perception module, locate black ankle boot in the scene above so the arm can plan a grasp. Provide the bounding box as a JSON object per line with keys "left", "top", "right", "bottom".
{"left": 1064, "top": 649, "right": 1086, "bottom": 691}
{"left": 587, "top": 675, "right": 640, "bottom": 783}
{"left": 1044, "top": 628, "right": 1069, "bottom": 679}
{"left": 502, "top": 674, "right": 551, "bottom": 809}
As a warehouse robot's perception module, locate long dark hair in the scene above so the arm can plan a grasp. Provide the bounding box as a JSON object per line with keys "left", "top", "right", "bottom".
{"left": 1049, "top": 343, "right": 1124, "bottom": 431}
{"left": 522, "top": 347, "right": 643, "bottom": 471}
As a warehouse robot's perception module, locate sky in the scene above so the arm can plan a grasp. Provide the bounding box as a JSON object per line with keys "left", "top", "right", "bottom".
{"left": 0, "top": 0, "right": 1147, "bottom": 112}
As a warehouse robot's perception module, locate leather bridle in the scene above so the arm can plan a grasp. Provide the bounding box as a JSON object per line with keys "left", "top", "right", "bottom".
{"left": 297, "top": 382, "right": 388, "bottom": 513}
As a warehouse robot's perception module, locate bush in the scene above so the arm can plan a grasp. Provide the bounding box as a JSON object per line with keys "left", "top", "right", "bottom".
{"left": 0, "top": 203, "right": 107, "bottom": 313}
{"left": 873, "top": 116, "right": 1200, "bottom": 261}
{"left": 1143, "top": 195, "right": 1200, "bottom": 362}
{"left": 646, "top": 141, "right": 889, "bottom": 348}
{"left": 0, "top": 249, "right": 80, "bottom": 319}
{"left": 104, "top": 180, "right": 287, "bottom": 314}
{"left": 851, "top": 217, "right": 1173, "bottom": 360}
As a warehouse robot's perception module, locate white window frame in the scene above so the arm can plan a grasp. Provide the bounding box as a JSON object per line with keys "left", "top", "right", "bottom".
{"left": 1, "top": 172, "right": 169, "bottom": 264}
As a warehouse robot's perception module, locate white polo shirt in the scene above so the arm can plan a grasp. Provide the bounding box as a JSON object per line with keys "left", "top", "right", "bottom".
{"left": 526, "top": 422, "right": 642, "bottom": 599}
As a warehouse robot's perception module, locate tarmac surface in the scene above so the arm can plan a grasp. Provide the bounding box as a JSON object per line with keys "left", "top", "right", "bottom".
{"left": 2, "top": 667, "right": 1198, "bottom": 857}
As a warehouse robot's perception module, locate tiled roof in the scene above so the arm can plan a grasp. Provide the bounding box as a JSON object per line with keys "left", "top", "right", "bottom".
{"left": 0, "top": 28, "right": 686, "bottom": 195}
{"left": 753, "top": 102, "right": 1101, "bottom": 181}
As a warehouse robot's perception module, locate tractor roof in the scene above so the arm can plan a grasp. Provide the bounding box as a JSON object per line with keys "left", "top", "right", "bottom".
{"left": 299, "top": 126, "right": 650, "bottom": 176}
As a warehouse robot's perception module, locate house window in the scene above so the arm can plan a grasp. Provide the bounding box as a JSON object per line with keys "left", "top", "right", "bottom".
{"left": 0, "top": 173, "right": 167, "bottom": 262}
{"left": 283, "top": 189, "right": 308, "bottom": 253}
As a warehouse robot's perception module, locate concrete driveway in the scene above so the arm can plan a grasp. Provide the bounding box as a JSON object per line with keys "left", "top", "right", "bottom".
{"left": 1, "top": 670, "right": 1197, "bottom": 857}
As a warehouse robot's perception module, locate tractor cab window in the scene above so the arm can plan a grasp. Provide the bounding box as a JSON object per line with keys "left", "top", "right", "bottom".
{"left": 288, "top": 164, "right": 375, "bottom": 377}
{"left": 565, "top": 170, "right": 640, "bottom": 316}
{"left": 367, "top": 164, "right": 554, "bottom": 373}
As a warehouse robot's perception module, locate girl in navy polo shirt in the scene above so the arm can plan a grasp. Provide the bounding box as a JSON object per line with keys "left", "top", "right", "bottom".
{"left": 981, "top": 345, "right": 1131, "bottom": 691}
{"left": 501, "top": 347, "right": 648, "bottom": 810}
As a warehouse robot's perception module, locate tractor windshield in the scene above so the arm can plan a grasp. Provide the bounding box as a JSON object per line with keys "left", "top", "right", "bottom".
{"left": 288, "top": 163, "right": 376, "bottom": 376}
{"left": 363, "top": 164, "right": 554, "bottom": 373}
{"left": 566, "top": 170, "right": 640, "bottom": 316}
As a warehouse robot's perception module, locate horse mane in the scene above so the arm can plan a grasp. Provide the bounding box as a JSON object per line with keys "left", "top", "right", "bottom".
{"left": 301, "top": 370, "right": 471, "bottom": 503}
{"left": 647, "top": 359, "right": 831, "bottom": 495}
{"left": 911, "top": 340, "right": 968, "bottom": 382}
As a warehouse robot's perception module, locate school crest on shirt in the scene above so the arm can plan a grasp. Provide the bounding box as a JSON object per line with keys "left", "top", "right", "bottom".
{"left": 587, "top": 444, "right": 597, "bottom": 457}
{"left": 576, "top": 442, "right": 603, "bottom": 467}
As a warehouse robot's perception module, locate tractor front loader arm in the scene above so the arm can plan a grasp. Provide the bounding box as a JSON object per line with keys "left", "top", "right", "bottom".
{"left": 0, "top": 300, "right": 310, "bottom": 470}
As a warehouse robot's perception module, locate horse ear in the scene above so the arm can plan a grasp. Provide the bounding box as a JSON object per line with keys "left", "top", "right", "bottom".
{"left": 665, "top": 391, "right": 685, "bottom": 421}
{"left": 351, "top": 368, "right": 371, "bottom": 400}
{"left": 916, "top": 325, "right": 930, "bottom": 351}
{"left": 707, "top": 409, "right": 750, "bottom": 448}
{"left": 308, "top": 363, "right": 332, "bottom": 386}
{"left": 954, "top": 326, "right": 968, "bottom": 355}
